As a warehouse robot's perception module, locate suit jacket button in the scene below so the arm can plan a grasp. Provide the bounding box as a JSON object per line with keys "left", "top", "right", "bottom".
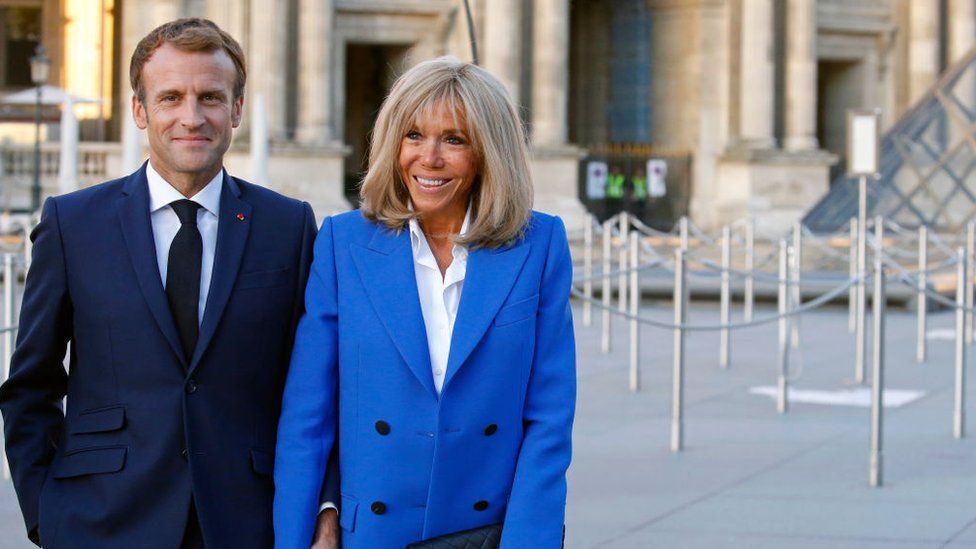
{"left": 181, "top": 448, "right": 188, "bottom": 460}
{"left": 371, "top": 501, "right": 387, "bottom": 515}
{"left": 473, "top": 500, "right": 489, "bottom": 511}
{"left": 375, "top": 420, "right": 391, "bottom": 435}
{"left": 484, "top": 424, "right": 498, "bottom": 436}
{"left": 186, "top": 380, "right": 198, "bottom": 394}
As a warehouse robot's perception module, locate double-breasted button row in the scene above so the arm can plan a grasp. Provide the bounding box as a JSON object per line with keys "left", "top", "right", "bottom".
{"left": 473, "top": 500, "right": 489, "bottom": 511}
{"left": 371, "top": 501, "right": 386, "bottom": 515}
{"left": 484, "top": 424, "right": 498, "bottom": 436}
{"left": 374, "top": 420, "right": 498, "bottom": 436}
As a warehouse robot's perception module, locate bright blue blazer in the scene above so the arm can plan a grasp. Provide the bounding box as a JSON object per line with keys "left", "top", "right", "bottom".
{"left": 274, "top": 210, "right": 576, "bottom": 548}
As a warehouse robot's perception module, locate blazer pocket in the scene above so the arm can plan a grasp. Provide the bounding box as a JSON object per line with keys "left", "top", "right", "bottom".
{"left": 339, "top": 494, "right": 358, "bottom": 532}
{"left": 250, "top": 448, "right": 274, "bottom": 476}
{"left": 494, "top": 294, "right": 540, "bottom": 327}
{"left": 53, "top": 446, "right": 127, "bottom": 479}
{"left": 69, "top": 405, "right": 125, "bottom": 434}
{"left": 235, "top": 268, "right": 291, "bottom": 290}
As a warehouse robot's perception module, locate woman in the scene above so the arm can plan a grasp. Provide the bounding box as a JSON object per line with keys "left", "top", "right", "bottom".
{"left": 273, "top": 56, "right": 576, "bottom": 548}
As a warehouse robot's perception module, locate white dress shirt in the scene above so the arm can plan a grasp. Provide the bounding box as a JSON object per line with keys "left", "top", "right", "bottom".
{"left": 408, "top": 206, "right": 471, "bottom": 395}
{"left": 146, "top": 161, "right": 222, "bottom": 325}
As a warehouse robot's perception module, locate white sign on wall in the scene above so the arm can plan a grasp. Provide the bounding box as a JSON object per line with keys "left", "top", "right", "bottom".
{"left": 586, "top": 161, "right": 608, "bottom": 199}
{"left": 647, "top": 159, "right": 668, "bottom": 198}
{"left": 847, "top": 109, "right": 881, "bottom": 177}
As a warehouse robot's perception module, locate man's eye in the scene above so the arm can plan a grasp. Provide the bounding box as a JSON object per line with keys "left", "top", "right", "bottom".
{"left": 162, "top": 96, "right": 178, "bottom": 102}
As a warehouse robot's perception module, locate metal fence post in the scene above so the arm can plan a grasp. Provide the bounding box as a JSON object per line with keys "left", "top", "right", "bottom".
{"left": 967, "top": 221, "right": 974, "bottom": 345}
{"left": 917, "top": 225, "right": 927, "bottom": 364}
{"left": 629, "top": 232, "right": 640, "bottom": 392}
{"left": 856, "top": 177, "right": 868, "bottom": 384}
{"left": 601, "top": 219, "right": 612, "bottom": 354}
{"left": 671, "top": 248, "right": 686, "bottom": 452}
{"left": 720, "top": 225, "right": 731, "bottom": 369}
{"left": 792, "top": 222, "right": 803, "bottom": 349}
{"left": 2, "top": 253, "right": 14, "bottom": 480}
{"left": 744, "top": 219, "right": 755, "bottom": 322}
{"left": 618, "top": 212, "right": 629, "bottom": 314}
{"left": 849, "top": 218, "right": 857, "bottom": 333}
{"left": 778, "top": 240, "right": 790, "bottom": 414}
{"left": 955, "top": 247, "right": 968, "bottom": 439}
{"left": 583, "top": 214, "right": 593, "bottom": 327}
{"left": 870, "top": 217, "right": 886, "bottom": 487}
{"left": 679, "top": 215, "right": 689, "bottom": 252}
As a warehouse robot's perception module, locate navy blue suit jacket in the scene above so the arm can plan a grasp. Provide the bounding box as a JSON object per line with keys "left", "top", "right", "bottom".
{"left": 0, "top": 166, "right": 319, "bottom": 548}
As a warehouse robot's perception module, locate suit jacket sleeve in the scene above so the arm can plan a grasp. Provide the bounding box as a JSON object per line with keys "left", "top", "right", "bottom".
{"left": 500, "top": 216, "right": 576, "bottom": 548}
{"left": 274, "top": 216, "right": 340, "bottom": 548}
{"left": 0, "top": 198, "right": 72, "bottom": 546}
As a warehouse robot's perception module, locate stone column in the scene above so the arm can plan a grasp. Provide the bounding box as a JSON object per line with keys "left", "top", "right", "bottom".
{"left": 909, "top": 0, "right": 941, "bottom": 104}
{"left": 784, "top": 0, "right": 818, "bottom": 150}
{"left": 949, "top": 0, "right": 976, "bottom": 64}
{"left": 531, "top": 0, "right": 569, "bottom": 146}
{"left": 295, "top": 0, "right": 335, "bottom": 145}
{"left": 206, "top": 0, "right": 247, "bottom": 41}
{"left": 739, "top": 0, "right": 775, "bottom": 148}
{"left": 483, "top": 0, "right": 521, "bottom": 105}
{"left": 248, "top": 0, "right": 288, "bottom": 142}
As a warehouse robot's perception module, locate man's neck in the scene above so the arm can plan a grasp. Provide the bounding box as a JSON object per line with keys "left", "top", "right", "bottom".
{"left": 151, "top": 162, "right": 222, "bottom": 199}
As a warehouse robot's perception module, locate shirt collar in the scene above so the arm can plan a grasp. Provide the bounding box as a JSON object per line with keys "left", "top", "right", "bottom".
{"left": 146, "top": 161, "right": 222, "bottom": 216}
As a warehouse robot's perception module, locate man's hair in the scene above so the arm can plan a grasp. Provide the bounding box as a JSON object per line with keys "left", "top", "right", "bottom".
{"left": 130, "top": 18, "right": 246, "bottom": 103}
{"left": 359, "top": 56, "right": 533, "bottom": 249}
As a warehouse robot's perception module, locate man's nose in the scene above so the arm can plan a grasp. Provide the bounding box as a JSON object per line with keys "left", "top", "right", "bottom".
{"left": 179, "top": 99, "right": 206, "bottom": 128}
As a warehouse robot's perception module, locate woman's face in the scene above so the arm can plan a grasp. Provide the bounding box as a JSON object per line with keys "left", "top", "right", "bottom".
{"left": 398, "top": 102, "right": 478, "bottom": 223}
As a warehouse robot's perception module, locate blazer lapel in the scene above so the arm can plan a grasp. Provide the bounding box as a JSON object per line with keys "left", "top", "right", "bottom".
{"left": 189, "top": 174, "right": 251, "bottom": 374}
{"left": 350, "top": 224, "right": 437, "bottom": 400}
{"left": 115, "top": 164, "right": 186, "bottom": 366}
{"left": 442, "top": 241, "right": 530, "bottom": 392}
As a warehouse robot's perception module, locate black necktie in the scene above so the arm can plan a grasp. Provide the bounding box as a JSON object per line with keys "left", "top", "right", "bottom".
{"left": 167, "top": 199, "right": 203, "bottom": 362}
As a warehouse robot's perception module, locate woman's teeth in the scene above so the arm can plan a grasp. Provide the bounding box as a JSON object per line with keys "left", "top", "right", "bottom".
{"left": 416, "top": 176, "right": 448, "bottom": 187}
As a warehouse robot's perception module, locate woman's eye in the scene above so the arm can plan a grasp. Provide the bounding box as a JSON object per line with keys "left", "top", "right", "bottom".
{"left": 446, "top": 135, "right": 465, "bottom": 145}
{"left": 406, "top": 131, "right": 422, "bottom": 140}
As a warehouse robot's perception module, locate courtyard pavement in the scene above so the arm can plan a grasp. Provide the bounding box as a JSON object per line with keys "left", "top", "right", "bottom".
{"left": 0, "top": 300, "right": 974, "bottom": 548}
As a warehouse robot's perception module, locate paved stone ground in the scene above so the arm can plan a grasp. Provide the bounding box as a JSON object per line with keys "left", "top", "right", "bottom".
{"left": 0, "top": 301, "right": 974, "bottom": 548}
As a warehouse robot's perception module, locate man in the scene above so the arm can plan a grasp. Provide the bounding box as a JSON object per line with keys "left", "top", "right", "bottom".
{"left": 0, "top": 18, "right": 336, "bottom": 548}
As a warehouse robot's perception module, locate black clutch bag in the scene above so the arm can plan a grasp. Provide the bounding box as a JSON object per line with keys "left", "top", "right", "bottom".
{"left": 406, "top": 523, "right": 502, "bottom": 549}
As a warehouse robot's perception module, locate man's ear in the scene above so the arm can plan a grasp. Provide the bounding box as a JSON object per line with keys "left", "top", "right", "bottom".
{"left": 132, "top": 94, "right": 148, "bottom": 130}
{"left": 231, "top": 94, "right": 244, "bottom": 128}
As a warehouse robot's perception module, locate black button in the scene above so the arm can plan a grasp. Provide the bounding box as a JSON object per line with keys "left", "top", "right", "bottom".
{"left": 180, "top": 448, "right": 188, "bottom": 460}
{"left": 371, "top": 501, "right": 386, "bottom": 515}
{"left": 484, "top": 424, "right": 498, "bottom": 436}
{"left": 186, "top": 379, "right": 198, "bottom": 394}
{"left": 375, "top": 420, "right": 391, "bottom": 435}
{"left": 473, "top": 500, "right": 489, "bottom": 511}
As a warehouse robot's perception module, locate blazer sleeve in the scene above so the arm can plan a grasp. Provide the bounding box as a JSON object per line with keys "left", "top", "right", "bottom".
{"left": 274, "top": 216, "right": 340, "bottom": 548}
{"left": 0, "top": 198, "right": 72, "bottom": 546}
{"left": 501, "top": 216, "right": 576, "bottom": 548}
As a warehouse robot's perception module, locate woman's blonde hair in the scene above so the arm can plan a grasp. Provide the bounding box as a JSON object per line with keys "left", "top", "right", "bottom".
{"left": 359, "top": 56, "right": 533, "bottom": 248}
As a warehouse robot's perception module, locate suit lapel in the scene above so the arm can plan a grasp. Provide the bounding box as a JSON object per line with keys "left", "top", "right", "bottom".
{"left": 189, "top": 174, "right": 251, "bottom": 374}
{"left": 116, "top": 165, "right": 186, "bottom": 366}
{"left": 350, "top": 224, "right": 437, "bottom": 400}
{"left": 442, "top": 241, "right": 530, "bottom": 392}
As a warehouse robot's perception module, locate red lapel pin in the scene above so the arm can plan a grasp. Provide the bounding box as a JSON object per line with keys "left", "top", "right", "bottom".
{"left": 236, "top": 213, "right": 246, "bottom": 221}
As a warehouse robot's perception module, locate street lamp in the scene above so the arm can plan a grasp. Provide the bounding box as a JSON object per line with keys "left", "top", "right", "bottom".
{"left": 29, "top": 44, "right": 50, "bottom": 213}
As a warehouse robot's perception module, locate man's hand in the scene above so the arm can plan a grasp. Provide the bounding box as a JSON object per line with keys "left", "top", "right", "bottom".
{"left": 311, "top": 508, "right": 339, "bottom": 549}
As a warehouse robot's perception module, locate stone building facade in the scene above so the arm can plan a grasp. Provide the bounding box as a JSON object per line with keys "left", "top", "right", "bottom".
{"left": 3, "top": 0, "right": 976, "bottom": 232}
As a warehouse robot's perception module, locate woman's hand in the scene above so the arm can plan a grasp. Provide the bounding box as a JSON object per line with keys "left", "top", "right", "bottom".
{"left": 311, "top": 508, "right": 339, "bottom": 549}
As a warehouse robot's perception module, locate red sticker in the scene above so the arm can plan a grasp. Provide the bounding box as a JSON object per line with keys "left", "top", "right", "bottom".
{"left": 237, "top": 213, "right": 246, "bottom": 221}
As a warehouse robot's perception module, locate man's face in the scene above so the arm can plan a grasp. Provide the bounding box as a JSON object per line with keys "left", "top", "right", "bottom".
{"left": 132, "top": 43, "right": 243, "bottom": 187}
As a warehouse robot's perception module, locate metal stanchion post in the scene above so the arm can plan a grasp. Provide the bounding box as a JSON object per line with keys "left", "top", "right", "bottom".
{"left": 2, "top": 253, "right": 14, "bottom": 480}
{"left": 792, "top": 222, "right": 802, "bottom": 349}
{"left": 671, "top": 248, "right": 686, "bottom": 452}
{"left": 583, "top": 214, "right": 593, "bottom": 327}
{"left": 720, "top": 225, "right": 731, "bottom": 369}
{"left": 629, "top": 233, "right": 640, "bottom": 392}
{"left": 855, "top": 176, "right": 868, "bottom": 384}
{"left": 777, "top": 240, "right": 790, "bottom": 414}
{"left": 601, "top": 219, "right": 612, "bottom": 353}
{"left": 955, "top": 247, "right": 968, "bottom": 439}
{"left": 679, "top": 216, "right": 689, "bottom": 252}
{"left": 849, "top": 218, "right": 857, "bottom": 333}
{"left": 917, "top": 225, "right": 927, "bottom": 364}
{"left": 618, "top": 212, "right": 629, "bottom": 314}
{"left": 744, "top": 219, "right": 755, "bottom": 322}
{"left": 967, "top": 222, "right": 974, "bottom": 345}
{"left": 869, "top": 217, "right": 885, "bottom": 487}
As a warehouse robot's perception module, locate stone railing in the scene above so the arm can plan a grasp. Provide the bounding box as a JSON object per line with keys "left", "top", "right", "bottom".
{"left": 0, "top": 142, "right": 122, "bottom": 211}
